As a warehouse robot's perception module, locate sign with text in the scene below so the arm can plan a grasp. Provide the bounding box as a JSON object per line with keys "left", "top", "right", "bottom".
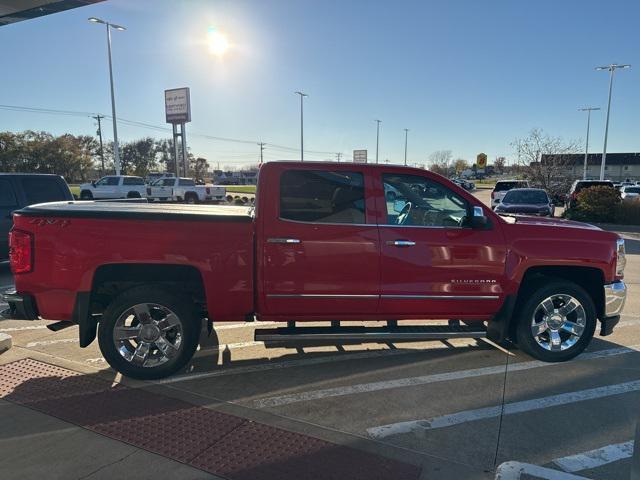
{"left": 353, "top": 150, "right": 368, "bottom": 163}
{"left": 476, "top": 152, "right": 487, "bottom": 169}
{"left": 165, "top": 87, "right": 191, "bottom": 124}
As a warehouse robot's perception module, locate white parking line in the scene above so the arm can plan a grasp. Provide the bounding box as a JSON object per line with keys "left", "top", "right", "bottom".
{"left": 253, "top": 344, "right": 640, "bottom": 408}
{"left": 25, "top": 338, "right": 76, "bottom": 348}
{"left": 0, "top": 325, "right": 49, "bottom": 333}
{"left": 495, "top": 461, "right": 589, "bottom": 480}
{"left": 553, "top": 440, "right": 634, "bottom": 473}
{"left": 367, "top": 379, "right": 640, "bottom": 438}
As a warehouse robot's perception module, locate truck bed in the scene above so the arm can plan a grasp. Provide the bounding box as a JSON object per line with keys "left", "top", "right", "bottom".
{"left": 18, "top": 201, "right": 253, "bottom": 222}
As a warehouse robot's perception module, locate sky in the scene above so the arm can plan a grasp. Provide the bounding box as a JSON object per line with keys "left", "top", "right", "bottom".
{"left": 0, "top": 0, "right": 638, "bottom": 169}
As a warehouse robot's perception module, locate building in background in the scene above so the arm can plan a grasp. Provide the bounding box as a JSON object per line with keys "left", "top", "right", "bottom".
{"left": 541, "top": 153, "right": 640, "bottom": 182}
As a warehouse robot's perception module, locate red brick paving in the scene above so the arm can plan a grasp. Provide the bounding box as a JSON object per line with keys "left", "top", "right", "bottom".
{"left": 0, "top": 358, "right": 421, "bottom": 480}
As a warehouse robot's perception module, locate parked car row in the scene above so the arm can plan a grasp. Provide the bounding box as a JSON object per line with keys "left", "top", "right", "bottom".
{"left": 79, "top": 175, "right": 226, "bottom": 203}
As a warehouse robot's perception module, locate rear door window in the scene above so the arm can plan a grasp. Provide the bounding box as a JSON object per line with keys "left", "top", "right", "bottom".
{"left": 0, "top": 179, "right": 17, "bottom": 207}
{"left": 19, "top": 177, "right": 69, "bottom": 205}
{"left": 123, "top": 177, "right": 145, "bottom": 186}
{"left": 178, "top": 179, "right": 196, "bottom": 186}
{"left": 280, "top": 170, "right": 365, "bottom": 224}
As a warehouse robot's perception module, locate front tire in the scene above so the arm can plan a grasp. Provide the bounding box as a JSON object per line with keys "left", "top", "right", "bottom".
{"left": 80, "top": 190, "right": 93, "bottom": 200}
{"left": 98, "top": 286, "right": 200, "bottom": 380}
{"left": 515, "top": 280, "right": 596, "bottom": 362}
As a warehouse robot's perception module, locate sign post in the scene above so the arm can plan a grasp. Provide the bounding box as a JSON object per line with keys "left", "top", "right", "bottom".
{"left": 165, "top": 88, "right": 191, "bottom": 177}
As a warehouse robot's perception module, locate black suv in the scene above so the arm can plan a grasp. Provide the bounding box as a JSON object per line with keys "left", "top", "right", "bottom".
{"left": 0, "top": 174, "right": 74, "bottom": 259}
{"left": 566, "top": 180, "right": 614, "bottom": 209}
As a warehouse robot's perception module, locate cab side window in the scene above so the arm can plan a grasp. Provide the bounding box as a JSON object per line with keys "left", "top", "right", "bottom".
{"left": 280, "top": 170, "right": 365, "bottom": 224}
{"left": 383, "top": 174, "right": 469, "bottom": 227}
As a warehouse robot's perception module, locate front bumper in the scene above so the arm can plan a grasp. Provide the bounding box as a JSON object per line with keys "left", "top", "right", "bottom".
{"left": 3, "top": 291, "right": 39, "bottom": 320}
{"left": 604, "top": 281, "right": 626, "bottom": 317}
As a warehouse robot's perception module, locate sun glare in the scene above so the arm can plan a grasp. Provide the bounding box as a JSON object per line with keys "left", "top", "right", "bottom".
{"left": 207, "top": 27, "right": 229, "bottom": 56}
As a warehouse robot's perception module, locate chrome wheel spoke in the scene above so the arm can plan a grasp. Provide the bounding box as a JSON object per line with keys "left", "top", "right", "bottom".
{"left": 114, "top": 325, "right": 142, "bottom": 341}
{"left": 532, "top": 321, "right": 548, "bottom": 336}
{"left": 132, "top": 342, "right": 150, "bottom": 366}
{"left": 155, "top": 335, "right": 178, "bottom": 359}
{"left": 549, "top": 331, "right": 562, "bottom": 351}
{"left": 539, "top": 298, "right": 555, "bottom": 315}
{"left": 133, "top": 304, "right": 153, "bottom": 324}
{"left": 156, "top": 314, "right": 179, "bottom": 332}
{"left": 558, "top": 298, "right": 579, "bottom": 317}
{"left": 561, "top": 321, "right": 584, "bottom": 336}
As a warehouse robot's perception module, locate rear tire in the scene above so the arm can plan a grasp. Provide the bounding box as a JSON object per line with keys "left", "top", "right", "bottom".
{"left": 127, "top": 191, "right": 141, "bottom": 198}
{"left": 515, "top": 280, "right": 596, "bottom": 362}
{"left": 185, "top": 193, "right": 198, "bottom": 204}
{"left": 98, "top": 285, "right": 200, "bottom": 380}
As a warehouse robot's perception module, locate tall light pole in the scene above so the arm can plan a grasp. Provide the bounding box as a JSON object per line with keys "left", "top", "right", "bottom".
{"left": 295, "top": 91, "right": 307, "bottom": 161}
{"left": 375, "top": 119, "right": 382, "bottom": 164}
{"left": 89, "top": 17, "right": 126, "bottom": 175}
{"left": 403, "top": 128, "right": 409, "bottom": 166}
{"left": 595, "top": 63, "right": 630, "bottom": 180}
{"left": 579, "top": 107, "right": 600, "bottom": 180}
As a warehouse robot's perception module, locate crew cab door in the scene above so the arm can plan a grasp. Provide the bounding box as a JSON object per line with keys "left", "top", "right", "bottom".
{"left": 261, "top": 167, "right": 379, "bottom": 316}
{"left": 377, "top": 172, "right": 506, "bottom": 318}
{"left": 93, "top": 176, "right": 120, "bottom": 199}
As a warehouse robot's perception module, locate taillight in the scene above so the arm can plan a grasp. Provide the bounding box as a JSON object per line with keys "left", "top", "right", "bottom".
{"left": 9, "top": 229, "right": 33, "bottom": 274}
{"left": 206, "top": 187, "right": 211, "bottom": 194}
{"left": 491, "top": 192, "right": 495, "bottom": 199}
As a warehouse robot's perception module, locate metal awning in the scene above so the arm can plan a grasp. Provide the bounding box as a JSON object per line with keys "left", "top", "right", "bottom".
{"left": 0, "top": 0, "right": 104, "bottom": 26}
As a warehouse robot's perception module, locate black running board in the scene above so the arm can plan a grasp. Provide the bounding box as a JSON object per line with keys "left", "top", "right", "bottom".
{"left": 255, "top": 324, "right": 487, "bottom": 346}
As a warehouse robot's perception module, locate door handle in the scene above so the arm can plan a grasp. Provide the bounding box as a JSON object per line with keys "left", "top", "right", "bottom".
{"left": 267, "top": 238, "right": 301, "bottom": 244}
{"left": 386, "top": 240, "right": 416, "bottom": 247}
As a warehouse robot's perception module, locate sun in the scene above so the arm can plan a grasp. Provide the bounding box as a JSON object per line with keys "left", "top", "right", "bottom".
{"left": 207, "top": 27, "right": 229, "bottom": 56}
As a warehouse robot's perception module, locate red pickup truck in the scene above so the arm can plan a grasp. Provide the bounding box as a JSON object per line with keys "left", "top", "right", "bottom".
{"left": 6, "top": 162, "right": 627, "bottom": 379}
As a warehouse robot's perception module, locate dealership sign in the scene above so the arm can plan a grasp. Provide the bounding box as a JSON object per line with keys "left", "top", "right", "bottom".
{"left": 353, "top": 150, "right": 368, "bottom": 163}
{"left": 165, "top": 87, "right": 191, "bottom": 124}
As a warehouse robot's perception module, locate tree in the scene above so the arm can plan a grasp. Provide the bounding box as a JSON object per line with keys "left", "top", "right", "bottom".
{"left": 453, "top": 158, "right": 469, "bottom": 174}
{"left": 494, "top": 156, "right": 506, "bottom": 174}
{"left": 155, "top": 138, "right": 175, "bottom": 174}
{"left": 428, "top": 150, "right": 453, "bottom": 176}
{"left": 117, "top": 137, "right": 158, "bottom": 176}
{"left": 511, "top": 128, "right": 579, "bottom": 196}
{"left": 192, "top": 157, "right": 210, "bottom": 182}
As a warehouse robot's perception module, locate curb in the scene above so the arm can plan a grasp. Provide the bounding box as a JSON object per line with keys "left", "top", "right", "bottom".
{"left": 0, "top": 332, "right": 12, "bottom": 352}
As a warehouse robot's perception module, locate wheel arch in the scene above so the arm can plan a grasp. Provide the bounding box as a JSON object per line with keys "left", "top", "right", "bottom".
{"left": 78, "top": 263, "right": 207, "bottom": 347}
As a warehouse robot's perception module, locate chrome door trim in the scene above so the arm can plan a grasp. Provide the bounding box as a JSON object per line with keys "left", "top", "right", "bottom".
{"left": 381, "top": 294, "right": 499, "bottom": 300}
{"left": 267, "top": 294, "right": 378, "bottom": 299}
{"left": 267, "top": 238, "right": 301, "bottom": 244}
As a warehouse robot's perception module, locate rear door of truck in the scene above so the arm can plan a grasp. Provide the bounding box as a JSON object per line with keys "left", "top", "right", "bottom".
{"left": 259, "top": 164, "right": 380, "bottom": 316}
{"left": 0, "top": 177, "right": 19, "bottom": 258}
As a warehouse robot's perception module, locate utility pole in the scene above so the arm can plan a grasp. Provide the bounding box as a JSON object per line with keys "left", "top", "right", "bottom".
{"left": 403, "top": 128, "right": 409, "bottom": 166}
{"left": 375, "top": 119, "right": 382, "bottom": 164}
{"left": 579, "top": 107, "right": 600, "bottom": 180}
{"left": 595, "top": 63, "right": 631, "bottom": 180}
{"left": 258, "top": 142, "right": 266, "bottom": 164}
{"left": 92, "top": 114, "right": 106, "bottom": 174}
{"left": 335, "top": 152, "right": 342, "bottom": 162}
{"left": 295, "top": 91, "right": 307, "bottom": 161}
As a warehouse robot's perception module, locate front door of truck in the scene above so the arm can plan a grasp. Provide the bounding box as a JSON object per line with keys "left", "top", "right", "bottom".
{"left": 262, "top": 168, "right": 379, "bottom": 316}
{"left": 377, "top": 173, "right": 506, "bottom": 318}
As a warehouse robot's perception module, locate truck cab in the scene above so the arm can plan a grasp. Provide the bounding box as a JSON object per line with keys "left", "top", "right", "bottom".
{"left": 79, "top": 175, "right": 146, "bottom": 200}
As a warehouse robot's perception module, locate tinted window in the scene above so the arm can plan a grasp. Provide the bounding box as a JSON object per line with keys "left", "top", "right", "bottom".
{"left": 382, "top": 174, "right": 468, "bottom": 227}
{"left": 0, "top": 179, "right": 17, "bottom": 207}
{"left": 20, "top": 177, "right": 69, "bottom": 205}
{"left": 494, "top": 181, "right": 528, "bottom": 192}
{"left": 503, "top": 190, "right": 549, "bottom": 204}
{"left": 123, "top": 177, "right": 144, "bottom": 186}
{"left": 624, "top": 187, "right": 640, "bottom": 194}
{"left": 280, "top": 170, "right": 365, "bottom": 224}
{"left": 96, "top": 177, "right": 120, "bottom": 186}
{"left": 178, "top": 179, "right": 195, "bottom": 186}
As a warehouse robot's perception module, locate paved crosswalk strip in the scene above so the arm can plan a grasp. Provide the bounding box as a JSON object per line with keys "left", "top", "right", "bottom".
{"left": 553, "top": 440, "right": 634, "bottom": 473}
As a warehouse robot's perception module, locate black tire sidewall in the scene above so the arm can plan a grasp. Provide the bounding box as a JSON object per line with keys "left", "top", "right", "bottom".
{"left": 80, "top": 191, "right": 93, "bottom": 200}
{"left": 98, "top": 286, "right": 200, "bottom": 380}
{"left": 516, "top": 281, "right": 597, "bottom": 362}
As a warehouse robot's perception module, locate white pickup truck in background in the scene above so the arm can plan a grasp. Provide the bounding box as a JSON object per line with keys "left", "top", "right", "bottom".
{"left": 146, "top": 177, "right": 226, "bottom": 204}
{"left": 79, "top": 176, "right": 147, "bottom": 200}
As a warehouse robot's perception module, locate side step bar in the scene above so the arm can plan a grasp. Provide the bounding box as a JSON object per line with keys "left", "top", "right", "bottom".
{"left": 255, "top": 324, "right": 486, "bottom": 346}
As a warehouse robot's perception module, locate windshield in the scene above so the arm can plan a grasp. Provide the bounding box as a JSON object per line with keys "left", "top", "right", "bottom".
{"left": 502, "top": 190, "right": 548, "bottom": 204}
{"left": 495, "top": 181, "right": 527, "bottom": 192}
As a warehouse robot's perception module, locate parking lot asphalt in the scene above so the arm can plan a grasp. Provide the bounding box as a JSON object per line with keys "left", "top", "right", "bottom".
{"left": 0, "top": 191, "right": 638, "bottom": 480}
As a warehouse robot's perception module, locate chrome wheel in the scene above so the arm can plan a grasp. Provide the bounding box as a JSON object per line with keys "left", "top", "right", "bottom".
{"left": 113, "top": 303, "right": 183, "bottom": 368}
{"left": 530, "top": 294, "right": 586, "bottom": 351}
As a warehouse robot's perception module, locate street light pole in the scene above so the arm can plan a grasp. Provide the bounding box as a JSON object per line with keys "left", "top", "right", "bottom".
{"left": 89, "top": 17, "right": 126, "bottom": 175}
{"left": 403, "top": 128, "right": 409, "bottom": 166}
{"left": 375, "top": 119, "right": 381, "bottom": 164}
{"left": 579, "top": 107, "right": 600, "bottom": 180}
{"left": 295, "top": 91, "right": 307, "bottom": 161}
{"left": 595, "top": 63, "right": 630, "bottom": 180}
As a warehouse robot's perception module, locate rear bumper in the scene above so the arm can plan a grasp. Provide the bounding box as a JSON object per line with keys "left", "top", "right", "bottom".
{"left": 3, "top": 291, "right": 39, "bottom": 320}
